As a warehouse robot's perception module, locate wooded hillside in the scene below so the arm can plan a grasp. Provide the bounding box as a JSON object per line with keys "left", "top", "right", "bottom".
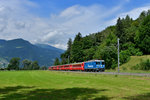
{"left": 57, "top": 10, "right": 150, "bottom": 69}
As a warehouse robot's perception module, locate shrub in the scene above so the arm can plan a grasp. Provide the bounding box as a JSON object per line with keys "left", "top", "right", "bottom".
{"left": 139, "top": 59, "right": 150, "bottom": 70}
{"left": 122, "top": 66, "right": 127, "bottom": 70}
{"left": 120, "top": 50, "right": 130, "bottom": 65}
{"left": 135, "top": 51, "right": 143, "bottom": 56}
{"left": 132, "top": 59, "right": 150, "bottom": 70}
{"left": 131, "top": 65, "right": 140, "bottom": 70}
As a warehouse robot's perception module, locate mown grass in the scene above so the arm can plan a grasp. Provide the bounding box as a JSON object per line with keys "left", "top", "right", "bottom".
{"left": 0, "top": 71, "right": 150, "bottom": 100}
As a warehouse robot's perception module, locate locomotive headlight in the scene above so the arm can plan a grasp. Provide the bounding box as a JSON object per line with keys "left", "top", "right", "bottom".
{"left": 101, "top": 65, "right": 102, "bottom": 67}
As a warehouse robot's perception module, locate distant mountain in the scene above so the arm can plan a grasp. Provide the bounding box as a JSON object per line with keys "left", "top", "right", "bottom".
{"left": 35, "top": 44, "right": 64, "bottom": 54}
{"left": 0, "top": 38, "right": 64, "bottom": 67}
{"left": 0, "top": 39, "right": 6, "bottom": 45}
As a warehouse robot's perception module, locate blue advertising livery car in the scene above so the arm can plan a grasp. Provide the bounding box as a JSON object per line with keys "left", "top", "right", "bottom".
{"left": 84, "top": 60, "right": 105, "bottom": 72}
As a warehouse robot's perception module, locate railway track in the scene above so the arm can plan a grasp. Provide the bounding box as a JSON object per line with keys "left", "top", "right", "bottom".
{"left": 50, "top": 70, "right": 150, "bottom": 77}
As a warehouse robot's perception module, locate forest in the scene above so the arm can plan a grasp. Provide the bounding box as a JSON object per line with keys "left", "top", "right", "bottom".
{"left": 54, "top": 10, "right": 150, "bottom": 69}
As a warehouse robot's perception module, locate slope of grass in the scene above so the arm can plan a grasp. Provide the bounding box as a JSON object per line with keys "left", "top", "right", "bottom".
{"left": 0, "top": 71, "right": 150, "bottom": 100}
{"left": 119, "top": 55, "right": 150, "bottom": 70}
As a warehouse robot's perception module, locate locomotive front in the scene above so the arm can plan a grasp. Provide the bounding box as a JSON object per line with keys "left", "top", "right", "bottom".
{"left": 96, "top": 60, "right": 105, "bottom": 72}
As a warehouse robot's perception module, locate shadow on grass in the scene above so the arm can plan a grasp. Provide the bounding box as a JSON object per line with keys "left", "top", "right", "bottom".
{"left": 0, "top": 86, "right": 34, "bottom": 95}
{"left": 94, "top": 95, "right": 112, "bottom": 100}
{"left": 123, "top": 93, "right": 150, "bottom": 100}
{"left": 0, "top": 86, "right": 109, "bottom": 100}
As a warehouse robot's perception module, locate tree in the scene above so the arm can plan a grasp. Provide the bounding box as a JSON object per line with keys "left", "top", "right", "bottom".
{"left": 94, "top": 45, "right": 117, "bottom": 69}
{"left": 116, "top": 17, "right": 126, "bottom": 46}
{"left": 105, "top": 32, "right": 117, "bottom": 46}
{"left": 83, "top": 48, "right": 95, "bottom": 61}
{"left": 7, "top": 57, "right": 20, "bottom": 70}
{"left": 22, "top": 60, "right": 40, "bottom": 70}
{"left": 147, "top": 10, "right": 150, "bottom": 16}
{"left": 135, "top": 15, "right": 150, "bottom": 54}
{"left": 60, "top": 38, "right": 72, "bottom": 64}
{"left": 116, "top": 17, "right": 124, "bottom": 38}
{"left": 60, "top": 54, "right": 67, "bottom": 64}
{"left": 22, "top": 59, "right": 32, "bottom": 70}
{"left": 67, "top": 38, "right": 72, "bottom": 63}
{"left": 138, "top": 11, "right": 146, "bottom": 21}
{"left": 115, "top": 16, "right": 134, "bottom": 50}
{"left": 54, "top": 58, "right": 60, "bottom": 65}
{"left": 41, "top": 66, "right": 47, "bottom": 70}
{"left": 71, "top": 32, "right": 84, "bottom": 62}
{"left": 60, "top": 32, "right": 84, "bottom": 63}
{"left": 67, "top": 38, "right": 72, "bottom": 55}
{"left": 82, "top": 34, "right": 96, "bottom": 49}
{"left": 74, "top": 32, "right": 82, "bottom": 41}
{"left": 32, "top": 61, "right": 40, "bottom": 70}
{"left": 124, "top": 15, "right": 132, "bottom": 28}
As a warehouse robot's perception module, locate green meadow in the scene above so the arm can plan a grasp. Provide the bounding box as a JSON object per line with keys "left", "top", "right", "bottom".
{"left": 0, "top": 71, "right": 150, "bottom": 100}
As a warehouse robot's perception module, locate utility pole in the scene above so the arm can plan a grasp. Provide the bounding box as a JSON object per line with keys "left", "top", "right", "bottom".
{"left": 68, "top": 56, "right": 70, "bottom": 64}
{"left": 118, "top": 38, "right": 120, "bottom": 73}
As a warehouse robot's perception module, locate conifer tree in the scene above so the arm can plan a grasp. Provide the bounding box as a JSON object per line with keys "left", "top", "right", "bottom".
{"left": 71, "top": 32, "right": 84, "bottom": 62}
{"left": 54, "top": 57, "right": 60, "bottom": 65}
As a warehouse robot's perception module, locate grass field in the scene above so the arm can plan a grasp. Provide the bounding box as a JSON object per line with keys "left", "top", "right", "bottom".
{"left": 0, "top": 71, "right": 150, "bottom": 100}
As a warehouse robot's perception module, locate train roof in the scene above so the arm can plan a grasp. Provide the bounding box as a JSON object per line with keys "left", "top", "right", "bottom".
{"left": 84, "top": 60, "right": 104, "bottom": 63}
{"left": 59, "top": 62, "right": 83, "bottom": 66}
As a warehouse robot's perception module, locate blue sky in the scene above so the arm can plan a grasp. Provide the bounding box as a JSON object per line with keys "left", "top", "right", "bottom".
{"left": 29, "top": 0, "right": 149, "bottom": 17}
{"left": 29, "top": 0, "right": 122, "bottom": 17}
{"left": 0, "top": 0, "right": 150, "bottom": 49}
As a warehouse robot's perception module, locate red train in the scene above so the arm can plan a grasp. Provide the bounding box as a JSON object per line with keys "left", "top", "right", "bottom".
{"left": 49, "top": 60, "right": 105, "bottom": 72}
{"left": 49, "top": 62, "right": 84, "bottom": 71}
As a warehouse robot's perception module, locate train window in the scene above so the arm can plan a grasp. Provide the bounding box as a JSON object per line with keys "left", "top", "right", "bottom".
{"left": 96, "top": 62, "right": 100, "bottom": 65}
{"left": 102, "top": 62, "right": 105, "bottom": 65}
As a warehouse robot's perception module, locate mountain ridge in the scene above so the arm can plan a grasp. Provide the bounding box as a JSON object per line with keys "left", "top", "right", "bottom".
{"left": 0, "top": 38, "right": 64, "bottom": 67}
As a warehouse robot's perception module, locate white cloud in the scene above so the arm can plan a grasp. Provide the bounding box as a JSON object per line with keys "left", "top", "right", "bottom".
{"left": 0, "top": 0, "right": 122, "bottom": 50}
{"left": 109, "top": 5, "right": 150, "bottom": 26}
{"left": 119, "top": 6, "right": 150, "bottom": 19}
{"left": 103, "top": 5, "right": 150, "bottom": 30}
{"left": 44, "top": 4, "right": 121, "bottom": 49}
{"left": 1, "top": 0, "right": 149, "bottom": 50}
